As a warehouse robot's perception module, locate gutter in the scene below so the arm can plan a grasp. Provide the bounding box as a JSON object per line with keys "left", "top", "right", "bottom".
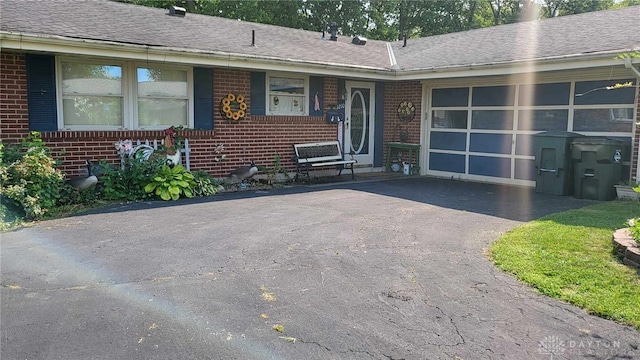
{"left": 395, "top": 50, "right": 636, "bottom": 81}
{"left": 1, "top": 31, "right": 637, "bottom": 82}
{"left": 0, "top": 31, "right": 396, "bottom": 80}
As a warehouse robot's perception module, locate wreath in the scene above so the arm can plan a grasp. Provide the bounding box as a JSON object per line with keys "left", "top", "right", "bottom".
{"left": 220, "top": 92, "right": 247, "bottom": 121}
{"left": 397, "top": 101, "right": 416, "bottom": 122}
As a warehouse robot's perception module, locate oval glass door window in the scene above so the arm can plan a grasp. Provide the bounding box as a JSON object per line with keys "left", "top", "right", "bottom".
{"left": 351, "top": 90, "right": 367, "bottom": 154}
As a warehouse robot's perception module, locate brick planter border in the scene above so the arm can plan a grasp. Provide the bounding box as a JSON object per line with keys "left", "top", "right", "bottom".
{"left": 612, "top": 228, "right": 640, "bottom": 269}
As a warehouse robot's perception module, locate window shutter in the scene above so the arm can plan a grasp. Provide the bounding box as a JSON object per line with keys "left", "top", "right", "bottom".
{"left": 250, "top": 72, "right": 266, "bottom": 116}
{"left": 374, "top": 82, "right": 385, "bottom": 167}
{"left": 309, "top": 76, "right": 324, "bottom": 116}
{"left": 193, "top": 67, "right": 214, "bottom": 130}
{"left": 26, "top": 54, "right": 57, "bottom": 132}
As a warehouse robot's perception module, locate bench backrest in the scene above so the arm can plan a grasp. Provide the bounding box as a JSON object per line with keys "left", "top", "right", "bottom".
{"left": 294, "top": 141, "right": 344, "bottom": 163}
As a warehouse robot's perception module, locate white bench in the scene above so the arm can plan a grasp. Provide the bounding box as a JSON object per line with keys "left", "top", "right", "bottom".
{"left": 293, "top": 141, "right": 357, "bottom": 182}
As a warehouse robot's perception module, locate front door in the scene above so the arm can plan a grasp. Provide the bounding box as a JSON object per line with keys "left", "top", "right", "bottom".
{"left": 345, "top": 82, "right": 375, "bottom": 165}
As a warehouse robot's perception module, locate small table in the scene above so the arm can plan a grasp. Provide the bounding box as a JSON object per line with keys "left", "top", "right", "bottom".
{"left": 386, "top": 142, "right": 420, "bottom": 174}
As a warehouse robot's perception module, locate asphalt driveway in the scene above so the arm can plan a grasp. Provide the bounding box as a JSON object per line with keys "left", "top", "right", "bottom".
{"left": 2, "top": 177, "right": 639, "bottom": 359}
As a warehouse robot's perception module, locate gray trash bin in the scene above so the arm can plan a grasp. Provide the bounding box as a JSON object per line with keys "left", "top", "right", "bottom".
{"left": 571, "top": 137, "right": 627, "bottom": 201}
{"left": 534, "top": 131, "right": 584, "bottom": 195}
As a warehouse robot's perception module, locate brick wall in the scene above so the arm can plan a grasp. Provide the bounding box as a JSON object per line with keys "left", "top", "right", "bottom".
{"left": 0, "top": 52, "right": 29, "bottom": 142}
{"left": 212, "top": 69, "right": 338, "bottom": 177}
{"left": 0, "top": 54, "right": 339, "bottom": 178}
{"left": 382, "top": 81, "right": 423, "bottom": 167}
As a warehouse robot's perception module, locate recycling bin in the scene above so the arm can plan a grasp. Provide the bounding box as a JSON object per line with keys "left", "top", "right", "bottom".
{"left": 533, "top": 131, "right": 584, "bottom": 195}
{"left": 571, "top": 137, "right": 627, "bottom": 201}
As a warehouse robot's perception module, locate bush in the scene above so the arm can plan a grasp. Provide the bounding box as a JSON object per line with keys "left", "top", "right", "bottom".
{"left": 627, "top": 218, "right": 640, "bottom": 245}
{"left": 0, "top": 132, "right": 64, "bottom": 219}
{"left": 98, "top": 156, "right": 165, "bottom": 201}
{"left": 144, "top": 164, "right": 196, "bottom": 201}
{"left": 192, "top": 170, "right": 219, "bottom": 197}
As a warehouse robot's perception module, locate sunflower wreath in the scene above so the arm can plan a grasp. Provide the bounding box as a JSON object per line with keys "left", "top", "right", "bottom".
{"left": 220, "top": 92, "right": 247, "bottom": 121}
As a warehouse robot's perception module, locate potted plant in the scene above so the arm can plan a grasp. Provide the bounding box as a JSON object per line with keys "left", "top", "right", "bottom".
{"left": 614, "top": 181, "right": 639, "bottom": 201}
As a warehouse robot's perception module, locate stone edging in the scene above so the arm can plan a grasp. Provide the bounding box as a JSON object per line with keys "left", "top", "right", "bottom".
{"left": 612, "top": 228, "right": 640, "bottom": 269}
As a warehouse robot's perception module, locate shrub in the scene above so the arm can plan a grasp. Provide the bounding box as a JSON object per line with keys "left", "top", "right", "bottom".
{"left": 98, "top": 156, "right": 164, "bottom": 201}
{"left": 627, "top": 218, "right": 640, "bottom": 245}
{"left": 192, "top": 170, "right": 219, "bottom": 197}
{"left": 144, "top": 164, "right": 195, "bottom": 201}
{"left": 0, "top": 132, "right": 64, "bottom": 219}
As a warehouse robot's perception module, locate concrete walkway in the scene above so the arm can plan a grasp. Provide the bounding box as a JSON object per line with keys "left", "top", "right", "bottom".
{"left": 2, "top": 177, "right": 639, "bottom": 359}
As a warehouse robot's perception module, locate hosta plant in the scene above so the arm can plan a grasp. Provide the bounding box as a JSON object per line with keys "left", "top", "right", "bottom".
{"left": 144, "top": 164, "right": 195, "bottom": 201}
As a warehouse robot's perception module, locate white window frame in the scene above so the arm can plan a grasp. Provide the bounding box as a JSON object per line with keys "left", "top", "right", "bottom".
{"left": 56, "top": 57, "right": 127, "bottom": 130}
{"left": 132, "top": 63, "right": 194, "bottom": 130}
{"left": 266, "top": 72, "right": 309, "bottom": 116}
{"left": 56, "top": 57, "right": 194, "bottom": 130}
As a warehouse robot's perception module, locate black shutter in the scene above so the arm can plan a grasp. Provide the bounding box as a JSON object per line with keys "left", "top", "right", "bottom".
{"left": 26, "top": 54, "right": 57, "bottom": 131}
{"left": 374, "top": 82, "right": 385, "bottom": 167}
{"left": 309, "top": 76, "right": 324, "bottom": 116}
{"left": 193, "top": 67, "right": 214, "bottom": 130}
{"left": 250, "top": 72, "right": 266, "bottom": 116}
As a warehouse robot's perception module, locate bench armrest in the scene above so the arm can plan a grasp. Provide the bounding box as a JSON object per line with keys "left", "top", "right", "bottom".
{"left": 346, "top": 151, "right": 357, "bottom": 163}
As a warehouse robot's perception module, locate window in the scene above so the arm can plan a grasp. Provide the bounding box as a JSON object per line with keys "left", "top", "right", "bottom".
{"left": 267, "top": 74, "right": 308, "bottom": 115}
{"left": 60, "top": 61, "right": 123, "bottom": 127}
{"left": 572, "top": 79, "right": 635, "bottom": 133}
{"left": 432, "top": 110, "right": 467, "bottom": 129}
{"left": 57, "top": 58, "right": 193, "bottom": 130}
{"left": 573, "top": 108, "right": 634, "bottom": 132}
{"left": 137, "top": 67, "right": 188, "bottom": 127}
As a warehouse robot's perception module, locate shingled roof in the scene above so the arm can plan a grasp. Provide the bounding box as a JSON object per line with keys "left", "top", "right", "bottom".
{"left": 391, "top": 5, "right": 640, "bottom": 71}
{"left": 0, "top": 0, "right": 392, "bottom": 71}
{"left": 1, "top": 0, "right": 639, "bottom": 75}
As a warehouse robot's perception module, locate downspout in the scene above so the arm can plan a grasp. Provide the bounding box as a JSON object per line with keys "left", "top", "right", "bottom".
{"left": 624, "top": 57, "right": 640, "bottom": 79}
{"left": 624, "top": 57, "right": 640, "bottom": 183}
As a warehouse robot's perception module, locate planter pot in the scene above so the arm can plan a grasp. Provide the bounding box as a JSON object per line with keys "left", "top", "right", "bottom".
{"left": 614, "top": 185, "right": 639, "bottom": 201}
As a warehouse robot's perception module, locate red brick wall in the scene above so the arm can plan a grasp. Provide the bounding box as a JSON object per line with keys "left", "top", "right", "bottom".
{"left": 382, "top": 81, "right": 423, "bottom": 167}
{"left": 211, "top": 69, "right": 338, "bottom": 177}
{"left": 0, "top": 52, "right": 29, "bottom": 142}
{"left": 0, "top": 53, "right": 339, "bottom": 178}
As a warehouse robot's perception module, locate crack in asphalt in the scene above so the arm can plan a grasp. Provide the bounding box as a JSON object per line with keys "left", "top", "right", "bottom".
{"left": 298, "top": 338, "right": 331, "bottom": 352}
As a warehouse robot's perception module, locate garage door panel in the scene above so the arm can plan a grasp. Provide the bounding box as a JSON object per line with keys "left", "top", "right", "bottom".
{"left": 515, "top": 134, "right": 534, "bottom": 156}
{"left": 432, "top": 88, "right": 469, "bottom": 107}
{"left": 518, "top": 82, "right": 571, "bottom": 106}
{"left": 470, "top": 133, "right": 512, "bottom": 154}
{"left": 469, "top": 156, "right": 511, "bottom": 178}
{"left": 515, "top": 159, "right": 536, "bottom": 181}
{"left": 471, "top": 85, "right": 515, "bottom": 107}
{"left": 517, "top": 109, "right": 568, "bottom": 131}
{"left": 574, "top": 79, "right": 635, "bottom": 105}
{"left": 430, "top": 132, "right": 466, "bottom": 151}
{"left": 429, "top": 153, "right": 465, "bottom": 173}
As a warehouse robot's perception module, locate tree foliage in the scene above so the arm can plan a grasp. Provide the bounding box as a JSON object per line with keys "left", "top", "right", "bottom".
{"left": 115, "top": 0, "right": 631, "bottom": 41}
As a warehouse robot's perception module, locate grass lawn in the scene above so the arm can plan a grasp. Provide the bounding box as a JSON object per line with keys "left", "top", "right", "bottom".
{"left": 489, "top": 201, "right": 640, "bottom": 330}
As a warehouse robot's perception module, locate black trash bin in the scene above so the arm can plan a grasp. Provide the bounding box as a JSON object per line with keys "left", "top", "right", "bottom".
{"left": 571, "top": 137, "right": 627, "bottom": 201}
{"left": 533, "top": 131, "right": 584, "bottom": 195}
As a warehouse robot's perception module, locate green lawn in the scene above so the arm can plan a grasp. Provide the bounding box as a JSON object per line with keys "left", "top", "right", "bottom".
{"left": 489, "top": 201, "right": 640, "bottom": 330}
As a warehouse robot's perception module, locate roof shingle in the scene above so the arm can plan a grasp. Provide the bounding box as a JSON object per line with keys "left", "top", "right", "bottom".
{"left": 391, "top": 5, "right": 640, "bottom": 71}
{"left": 2, "top": 0, "right": 639, "bottom": 73}
{"left": 0, "top": 0, "right": 392, "bottom": 71}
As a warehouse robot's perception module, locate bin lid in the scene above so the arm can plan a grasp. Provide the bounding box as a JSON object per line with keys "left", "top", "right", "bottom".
{"left": 533, "top": 131, "right": 584, "bottom": 138}
{"left": 571, "top": 137, "right": 627, "bottom": 145}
